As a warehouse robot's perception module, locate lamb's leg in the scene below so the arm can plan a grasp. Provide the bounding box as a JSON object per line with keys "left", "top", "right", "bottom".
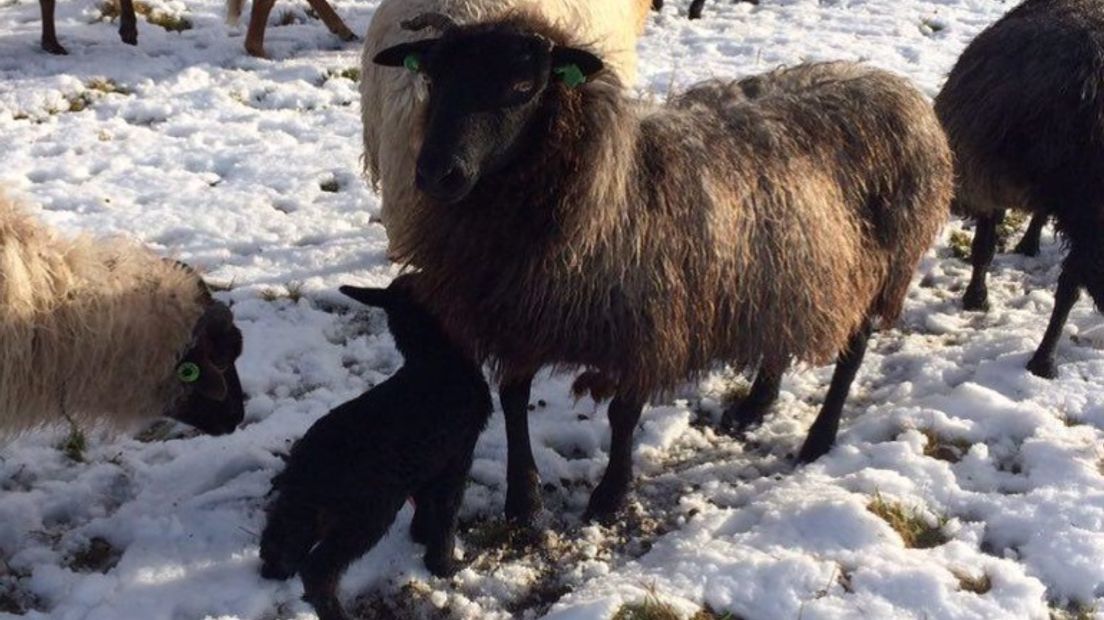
{"left": 720, "top": 358, "right": 786, "bottom": 435}
{"left": 1013, "top": 213, "right": 1047, "bottom": 257}
{"left": 963, "top": 210, "right": 1004, "bottom": 311}
{"left": 303, "top": 0, "right": 356, "bottom": 41}
{"left": 117, "top": 0, "right": 138, "bottom": 45}
{"left": 244, "top": 0, "right": 275, "bottom": 57}
{"left": 584, "top": 396, "right": 645, "bottom": 522}
{"left": 39, "top": 0, "right": 68, "bottom": 54}
{"left": 688, "top": 0, "right": 705, "bottom": 18}
{"left": 1026, "top": 266, "right": 1081, "bottom": 379}
{"left": 500, "top": 373, "right": 541, "bottom": 524}
{"left": 410, "top": 489, "right": 436, "bottom": 546}
{"left": 299, "top": 510, "right": 400, "bottom": 620}
{"left": 797, "top": 317, "right": 873, "bottom": 464}
{"left": 415, "top": 454, "right": 473, "bottom": 577}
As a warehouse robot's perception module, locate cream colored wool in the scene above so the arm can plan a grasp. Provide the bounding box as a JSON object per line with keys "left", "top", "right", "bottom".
{"left": 359, "top": 0, "right": 647, "bottom": 255}
{"left": 0, "top": 196, "right": 206, "bottom": 433}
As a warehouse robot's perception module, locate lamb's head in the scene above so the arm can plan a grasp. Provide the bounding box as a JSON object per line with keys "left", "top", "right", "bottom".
{"left": 339, "top": 274, "right": 458, "bottom": 363}
{"left": 373, "top": 15, "right": 604, "bottom": 204}
{"left": 166, "top": 295, "right": 245, "bottom": 436}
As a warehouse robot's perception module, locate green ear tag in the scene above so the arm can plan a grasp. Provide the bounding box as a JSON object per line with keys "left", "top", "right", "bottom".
{"left": 177, "top": 361, "right": 201, "bottom": 384}
{"left": 403, "top": 53, "right": 422, "bottom": 73}
{"left": 554, "top": 64, "right": 586, "bottom": 88}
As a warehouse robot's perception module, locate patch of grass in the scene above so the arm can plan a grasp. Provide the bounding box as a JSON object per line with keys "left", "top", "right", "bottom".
{"left": 260, "top": 282, "right": 305, "bottom": 303}
{"left": 324, "top": 67, "right": 361, "bottom": 83}
{"left": 920, "top": 17, "right": 946, "bottom": 36}
{"left": 96, "top": 1, "right": 192, "bottom": 32}
{"left": 65, "top": 91, "right": 94, "bottom": 113}
{"left": 867, "top": 492, "right": 949, "bottom": 549}
{"left": 67, "top": 537, "right": 121, "bottom": 573}
{"left": 147, "top": 11, "right": 191, "bottom": 32}
{"left": 949, "top": 230, "right": 972, "bottom": 261}
{"left": 952, "top": 569, "right": 992, "bottom": 595}
{"left": 86, "top": 78, "right": 131, "bottom": 95}
{"left": 319, "top": 177, "right": 341, "bottom": 193}
{"left": 58, "top": 417, "right": 87, "bottom": 463}
{"left": 612, "top": 597, "right": 681, "bottom": 620}
{"left": 1050, "top": 602, "right": 1097, "bottom": 620}
{"left": 690, "top": 606, "right": 740, "bottom": 620}
{"left": 997, "top": 211, "right": 1028, "bottom": 251}
{"left": 921, "top": 429, "right": 972, "bottom": 463}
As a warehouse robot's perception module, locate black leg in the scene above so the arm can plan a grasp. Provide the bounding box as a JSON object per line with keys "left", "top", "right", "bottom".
{"left": 416, "top": 454, "right": 473, "bottom": 577}
{"left": 409, "top": 489, "right": 435, "bottom": 546}
{"left": 299, "top": 507, "right": 401, "bottom": 620}
{"left": 720, "top": 360, "right": 785, "bottom": 435}
{"left": 651, "top": 0, "right": 662, "bottom": 10}
{"left": 117, "top": 0, "right": 137, "bottom": 45}
{"left": 39, "top": 0, "right": 68, "bottom": 54}
{"left": 1026, "top": 266, "right": 1080, "bottom": 379}
{"left": 499, "top": 373, "right": 541, "bottom": 524}
{"left": 1013, "top": 213, "right": 1046, "bottom": 257}
{"left": 688, "top": 0, "right": 705, "bottom": 19}
{"left": 963, "top": 211, "right": 1004, "bottom": 311}
{"left": 797, "top": 318, "right": 873, "bottom": 463}
{"left": 584, "top": 395, "right": 645, "bottom": 522}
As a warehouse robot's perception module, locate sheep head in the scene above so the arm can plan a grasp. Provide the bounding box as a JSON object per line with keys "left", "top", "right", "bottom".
{"left": 373, "top": 18, "right": 603, "bottom": 204}
{"left": 165, "top": 298, "right": 246, "bottom": 435}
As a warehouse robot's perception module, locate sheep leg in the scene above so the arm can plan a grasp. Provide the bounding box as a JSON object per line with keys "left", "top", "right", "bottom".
{"left": 244, "top": 0, "right": 276, "bottom": 58}
{"left": 963, "top": 211, "right": 1004, "bottom": 311}
{"left": 1013, "top": 213, "right": 1047, "bottom": 257}
{"left": 500, "top": 373, "right": 542, "bottom": 524}
{"left": 720, "top": 360, "right": 785, "bottom": 435}
{"left": 1026, "top": 266, "right": 1081, "bottom": 379}
{"left": 299, "top": 509, "right": 400, "bottom": 620}
{"left": 303, "top": 0, "right": 356, "bottom": 41}
{"left": 39, "top": 0, "right": 68, "bottom": 55}
{"left": 688, "top": 0, "right": 705, "bottom": 19}
{"left": 117, "top": 0, "right": 138, "bottom": 45}
{"left": 797, "top": 317, "right": 873, "bottom": 464}
{"left": 584, "top": 396, "right": 645, "bottom": 522}
{"left": 651, "top": 0, "right": 663, "bottom": 9}
{"left": 414, "top": 455, "right": 472, "bottom": 577}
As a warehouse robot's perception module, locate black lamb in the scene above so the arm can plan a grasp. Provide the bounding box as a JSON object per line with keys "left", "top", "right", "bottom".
{"left": 259, "top": 274, "right": 492, "bottom": 620}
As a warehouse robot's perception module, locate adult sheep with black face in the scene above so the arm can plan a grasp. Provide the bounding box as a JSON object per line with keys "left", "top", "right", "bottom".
{"left": 0, "top": 195, "right": 246, "bottom": 437}
{"left": 370, "top": 13, "right": 952, "bottom": 523}
{"left": 935, "top": 0, "right": 1104, "bottom": 379}
{"left": 359, "top": 0, "right": 651, "bottom": 260}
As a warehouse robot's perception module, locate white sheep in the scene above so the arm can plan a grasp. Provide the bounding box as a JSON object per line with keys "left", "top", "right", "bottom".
{"left": 358, "top": 0, "right": 650, "bottom": 258}
{"left": 0, "top": 195, "right": 246, "bottom": 436}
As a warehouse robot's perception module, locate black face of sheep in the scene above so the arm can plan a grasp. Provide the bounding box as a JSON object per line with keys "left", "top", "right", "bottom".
{"left": 165, "top": 301, "right": 245, "bottom": 435}
{"left": 373, "top": 25, "right": 604, "bottom": 204}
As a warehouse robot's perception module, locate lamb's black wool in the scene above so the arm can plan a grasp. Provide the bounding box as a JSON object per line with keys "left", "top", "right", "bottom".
{"left": 259, "top": 274, "right": 492, "bottom": 620}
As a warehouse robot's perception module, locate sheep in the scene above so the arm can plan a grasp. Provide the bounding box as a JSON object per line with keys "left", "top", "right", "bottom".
{"left": 370, "top": 13, "right": 952, "bottom": 523}
{"left": 359, "top": 0, "right": 650, "bottom": 256}
{"left": 651, "top": 0, "right": 759, "bottom": 21}
{"left": 38, "top": 0, "right": 140, "bottom": 55}
{"left": 227, "top": 0, "right": 356, "bottom": 58}
{"left": 259, "top": 275, "right": 492, "bottom": 620}
{"left": 934, "top": 0, "right": 1104, "bottom": 379}
{"left": 0, "top": 194, "right": 245, "bottom": 436}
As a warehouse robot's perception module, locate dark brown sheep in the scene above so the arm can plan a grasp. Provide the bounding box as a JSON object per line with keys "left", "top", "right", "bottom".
{"left": 935, "top": 0, "right": 1104, "bottom": 378}
{"left": 373, "top": 13, "right": 951, "bottom": 523}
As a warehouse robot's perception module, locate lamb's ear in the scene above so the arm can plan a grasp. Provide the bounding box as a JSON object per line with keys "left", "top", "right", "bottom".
{"left": 340, "top": 285, "right": 392, "bottom": 309}
{"left": 550, "top": 46, "right": 604, "bottom": 82}
{"left": 373, "top": 40, "right": 438, "bottom": 67}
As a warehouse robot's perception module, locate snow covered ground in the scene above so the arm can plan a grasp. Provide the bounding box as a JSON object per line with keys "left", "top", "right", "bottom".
{"left": 1, "top": 0, "right": 1102, "bottom": 618}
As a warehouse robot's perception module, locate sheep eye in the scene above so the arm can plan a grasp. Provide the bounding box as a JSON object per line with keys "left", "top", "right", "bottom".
{"left": 512, "top": 80, "right": 535, "bottom": 94}
{"left": 403, "top": 53, "right": 422, "bottom": 73}
{"left": 177, "top": 362, "right": 201, "bottom": 384}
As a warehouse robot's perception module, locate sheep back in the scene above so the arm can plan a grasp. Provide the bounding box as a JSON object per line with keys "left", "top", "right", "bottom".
{"left": 935, "top": 0, "right": 1104, "bottom": 221}
{"left": 403, "top": 58, "right": 951, "bottom": 402}
{"left": 0, "top": 196, "right": 206, "bottom": 433}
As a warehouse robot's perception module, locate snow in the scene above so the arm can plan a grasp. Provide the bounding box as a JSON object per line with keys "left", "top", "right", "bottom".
{"left": 1, "top": 0, "right": 1103, "bottom": 618}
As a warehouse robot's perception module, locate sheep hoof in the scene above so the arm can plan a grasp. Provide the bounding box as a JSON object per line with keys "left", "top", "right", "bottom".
{"left": 720, "top": 406, "right": 765, "bottom": 437}
{"left": 42, "top": 38, "right": 69, "bottom": 55}
{"left": 583, "top": 479, "right": 629, "bottom": 523}
{"left": 424, "top": 552, "right": 459, "bottom": 578}
{"left": 961, "top": 286, "right": 990, "bottom": 312}
{"left": 504, "top": 477, "right": 542, "bottom": 525}
{"left": 1026, "top": 356, "right": 1058, "bottom": 379}
{"left": 339, "top": 30, "right": 358, "bottom": 42}
{"left": 796, "top": 436, "right": 832, "bottom": 464}
{"left": 119, "top": 26, "right": 138, "bottom": 46}
{"left": 245, "top": 43, "right": 269, "bottom": 59}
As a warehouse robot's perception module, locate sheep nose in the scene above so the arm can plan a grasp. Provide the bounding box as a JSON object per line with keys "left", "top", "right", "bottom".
{"left": 415, "top": 157, "right": 472, "bottom": 203}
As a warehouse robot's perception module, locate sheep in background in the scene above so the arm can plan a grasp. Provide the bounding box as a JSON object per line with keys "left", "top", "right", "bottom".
{"left": 0, "top": 195, "right": 245, "bottom": 436}
{"left": 359, "top": 0, "right": 650, "bottom": 259}
{"left": 227, "top": 0, "right": 356, "bottom": 58}
{"left": 935, "top": 0, "right": 1104, "bottom": 378}
{"left": 371, "top": 15, "right": 952, "bottom": 523}
{"left": 260, "top": 275, "right": 492, "bottom": 620}
{"left": 38, "top": 0, "right": 140, "bottom": 55}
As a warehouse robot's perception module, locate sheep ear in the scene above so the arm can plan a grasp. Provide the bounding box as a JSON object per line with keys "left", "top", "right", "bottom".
{"left": 197, "top": 302, "right": 242, "bottom": 369}
{"left": 340, "top": 285, "right": 392, "bottom": 309}
{"left": 551, "top": 46, "right": 603, "bottom": 79}
{"left": 373, "top": 40, "right": 438, "bottom": 67}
